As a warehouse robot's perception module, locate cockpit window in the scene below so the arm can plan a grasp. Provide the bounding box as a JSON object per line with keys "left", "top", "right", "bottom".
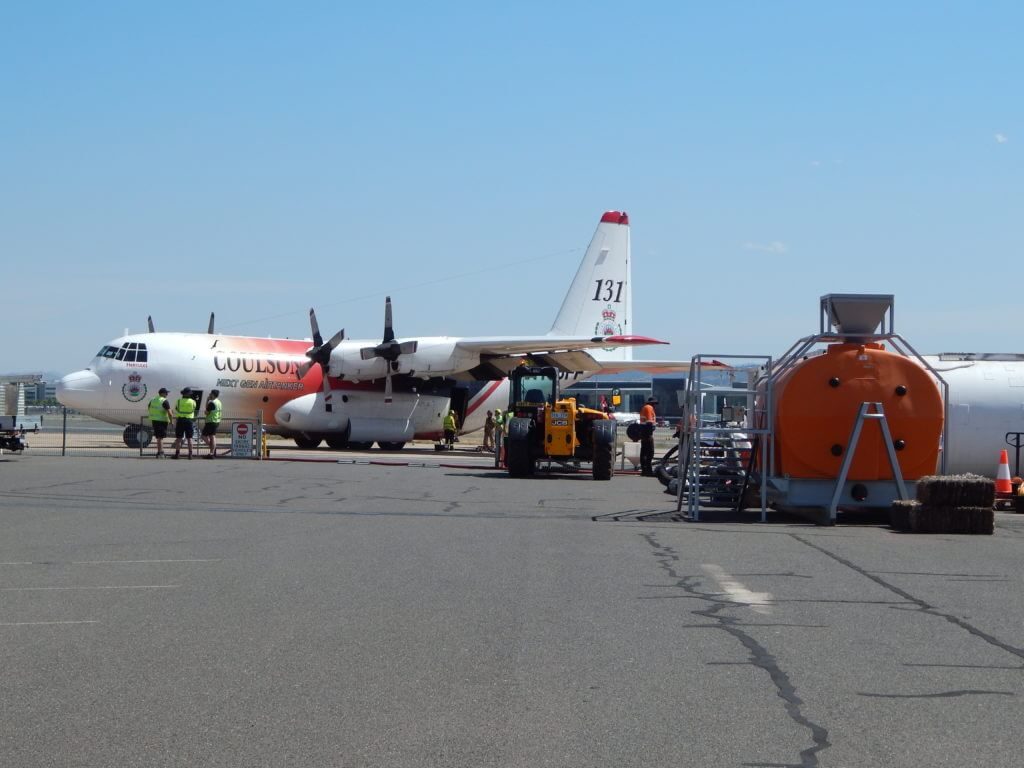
{"left": 96, "top": 343, "right": 148, "bottom": 362}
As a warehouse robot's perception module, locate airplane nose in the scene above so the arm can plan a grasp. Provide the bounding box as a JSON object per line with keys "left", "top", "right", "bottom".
{"left": 56, "top": 370, "right": 102, "bottom": 410}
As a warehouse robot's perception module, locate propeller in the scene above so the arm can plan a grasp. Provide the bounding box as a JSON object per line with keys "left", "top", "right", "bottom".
{"left": 147, "top": 316, "right": 155, "bottom": 333}
{"left": 296, "top": 308, "right": 345, "bottom": 412}
{"left": 359, "top": 296, "right": 418, "bottom": 404}
{"left": 207, "top": 312, "right": 215, "bottom": 334}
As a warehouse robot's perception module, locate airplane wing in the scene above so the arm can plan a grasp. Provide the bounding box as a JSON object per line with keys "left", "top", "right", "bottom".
{"left": 445, "top": 334, "right": 667, "bottom": 380}
{"left": 453, "top": 334, "right": 666, "bottom": 357}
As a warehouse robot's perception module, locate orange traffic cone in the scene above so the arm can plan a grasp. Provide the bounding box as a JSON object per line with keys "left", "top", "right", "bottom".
{"left": 995, "top": 450, "right": 1013, "bottom": 496}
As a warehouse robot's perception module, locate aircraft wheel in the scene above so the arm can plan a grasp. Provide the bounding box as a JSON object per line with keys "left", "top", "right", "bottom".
{"left": 348, "top": 441, "right": 374, "bottom": 451}
{"left": 293, "top": 434, "right": 322, "bottom": 450}
{"left": 377, "top": 441, "right": 406, "bottom": 451}
{"left": 123, "top": 424, "right": 152, "bottom": 449}
{"left": 325, "top": 435, "right": 350, "bottom": 450}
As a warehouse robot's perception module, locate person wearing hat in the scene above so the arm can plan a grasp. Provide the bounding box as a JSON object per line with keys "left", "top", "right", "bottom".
{"left": 147, "top": 387, "right": 174, "bottom": 458}
{"left": 483, "top": 410, "right": 495, "bottom": 452}
{"left": 172, "top": 387, "right": 198, "bottom": 459}
{"left": 442, "top": 408, "right": 459, "bottom": 449}
{"left": 639, "top": 395, "right": 659, "bottom": 477}
{"left": 202, "top": 389, "right": 223, "bottom": 459}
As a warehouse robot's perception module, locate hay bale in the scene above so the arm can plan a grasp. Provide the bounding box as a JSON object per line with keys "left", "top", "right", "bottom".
{"left": 908, "top": 504, "right": 994, "bottom": 535}
{"left": 963, "top": 506, "right": 995, "bottom": 535}
{"left": 958, "top": 474, "right": 997, "bottom": 507}
{"left": 916, "top": 474, "right": 995, "bottom": 508}
{"left": 890, "top": 500, "right": 918, "bottom": 531}
{"left": 909, "top": 504, "right": 937, "bottom": 533}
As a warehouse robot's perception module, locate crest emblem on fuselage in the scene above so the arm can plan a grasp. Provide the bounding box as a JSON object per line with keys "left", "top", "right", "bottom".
{"left": 122, "top": 373, "right": 147, "bottom": 402}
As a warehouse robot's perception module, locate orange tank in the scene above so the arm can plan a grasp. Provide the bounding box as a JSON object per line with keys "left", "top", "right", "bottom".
{"left": 769, "top": 343, "right": 942, "bottom": 481}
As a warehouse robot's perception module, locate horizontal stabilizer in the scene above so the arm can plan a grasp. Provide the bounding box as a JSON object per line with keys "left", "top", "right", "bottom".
{"left": 592, "top": 358, "right": 728, "bottom": 376}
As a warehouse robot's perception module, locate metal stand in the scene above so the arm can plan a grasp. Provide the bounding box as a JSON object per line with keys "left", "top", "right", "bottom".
{"left": 827, "top": 402, "right": 908, "bottom": 523}
{"left": 676, "top": 355, "right": 773, "bottom": 522}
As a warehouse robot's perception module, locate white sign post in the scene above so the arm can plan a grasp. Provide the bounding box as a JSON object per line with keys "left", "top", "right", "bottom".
{"left": 230, "top": 421, "right": 256, "bottom": 458}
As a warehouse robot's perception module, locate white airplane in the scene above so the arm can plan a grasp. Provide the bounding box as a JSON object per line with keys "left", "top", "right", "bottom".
{"left": 57, "top": 210, "right": 672, "bottom": 450}
{"left": 923, "top": 353, "right": 1024, "bottom": 477}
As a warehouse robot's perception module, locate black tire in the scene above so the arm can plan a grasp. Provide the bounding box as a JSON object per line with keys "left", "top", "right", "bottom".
{"left": 348, "top": 441, "right": 374, "bottom": 451}
{"left": 325, "top": 435, "right": 349, "bottom": 450}
{"left": 377, "top": 441, "right": 406, "bottom": 451}
{"left": 507, "top": 437, "right": 533, "bottom": 477}
{"left": 294, "top": 434, "right": 322, "bottom": 450}
{"left": 592, "top": 438, "right": 613, "bottom": 480}
{"left": 123, "top": 424, "right": 152, "bottom": 449}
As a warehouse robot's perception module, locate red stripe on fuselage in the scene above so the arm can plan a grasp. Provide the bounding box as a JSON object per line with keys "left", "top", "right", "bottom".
{"left": 464, "top": 379, "right": 504, "bottom": 419}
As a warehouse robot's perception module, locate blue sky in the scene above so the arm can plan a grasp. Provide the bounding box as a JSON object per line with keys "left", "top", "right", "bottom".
{"left": 2, "top": 2, "right": 1020, "bottom": 376}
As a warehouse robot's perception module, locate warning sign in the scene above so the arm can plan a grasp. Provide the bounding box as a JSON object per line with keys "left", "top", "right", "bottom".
{"left": 231, "top": 421, "right": 255, "bottom": 458}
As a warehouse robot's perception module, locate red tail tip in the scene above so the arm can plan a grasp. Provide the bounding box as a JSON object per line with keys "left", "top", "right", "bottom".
{"left": 600, "top": 210, "right": 629, "bottom": 226}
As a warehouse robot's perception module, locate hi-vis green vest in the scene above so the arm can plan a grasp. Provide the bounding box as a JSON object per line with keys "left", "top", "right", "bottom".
{"left": 175, "top": 397, "right": 197, "bottom": 419}
{"left": 148, "top": 396, "right": 170, "bottom": 423}
{"left": 443, "top": 412, "right": 457, "bottom": 431}
{"left": 206, "top": 398, "right": 223, "bottom": 424}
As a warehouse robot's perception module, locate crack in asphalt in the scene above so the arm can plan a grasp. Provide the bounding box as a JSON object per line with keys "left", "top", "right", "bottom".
{"left": 792, "top": 533, "right": 1024, "bottom": 662}
{"left": 640, "top": 531, "right": 831, "bottom": 768}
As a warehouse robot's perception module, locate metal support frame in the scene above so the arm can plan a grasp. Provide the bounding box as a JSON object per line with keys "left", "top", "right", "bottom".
{"left": 675, "top": 355, "right": 773, "bottom": 522}
{"left": 827, "top": 402, "right": 908, "bottom": 522}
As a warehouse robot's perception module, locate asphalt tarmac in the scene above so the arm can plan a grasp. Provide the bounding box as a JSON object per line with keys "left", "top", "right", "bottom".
{"left": 2, "top": 454, "right": 1024, "bottom": 767}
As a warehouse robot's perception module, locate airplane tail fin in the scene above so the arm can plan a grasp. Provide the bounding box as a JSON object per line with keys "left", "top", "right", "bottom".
{"left": 548, "top": 211, "right": 633, "bottom": 361}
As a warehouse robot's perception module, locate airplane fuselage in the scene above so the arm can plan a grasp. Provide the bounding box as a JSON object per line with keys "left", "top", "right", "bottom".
{"left": 57, "top": 332, "right": 463, "bottom": 442}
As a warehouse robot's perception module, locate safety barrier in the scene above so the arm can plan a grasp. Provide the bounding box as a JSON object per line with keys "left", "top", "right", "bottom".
{"left": 7, "top": 408, "right": 265, "bottom": 459}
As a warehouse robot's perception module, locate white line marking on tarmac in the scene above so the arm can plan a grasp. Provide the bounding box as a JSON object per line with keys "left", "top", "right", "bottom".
{"left": 0, "top": 562, "right": 36, "bottom": 566}
{"left": 0, "top": 621, "right": 100, "bottom": 626}
{"left": 71, "top": 559, "right": 223, "bottom": 564}
{"left": 701, "top": 564, "right": 773, "bottom": 615}
{"left": 0, "top": 585, "right": 181, "bottom": 591}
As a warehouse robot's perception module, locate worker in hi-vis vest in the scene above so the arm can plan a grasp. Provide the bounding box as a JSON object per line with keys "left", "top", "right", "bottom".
{"left": 148, "top": 387, "right": 173, "bottom": 458}
{"left": 172, "top": 387, "right": 197, "bottom": 459}
{"left": 202, "top": 389, "right": 222, "bottom": 459}
{"left": 443, "top": 409, "right": 458, "bottom": 448}
{"left": 639, "top": 396, "right": 658, "bottom": 477}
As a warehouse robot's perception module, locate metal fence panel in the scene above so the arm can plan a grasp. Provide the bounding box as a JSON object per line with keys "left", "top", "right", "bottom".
{"left": 16, "top": 408, "right": 264, "bottom": 459}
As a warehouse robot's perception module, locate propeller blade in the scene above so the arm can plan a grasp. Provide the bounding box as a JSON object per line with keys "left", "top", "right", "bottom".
{"left": 322, "top": 369, "right": 333, "bottom": 412}
{"left": 326, "top": 328, "right": 345, "bottom": 350}
{"left": 360, "top": 347, "right": 378, "bottom": 361}
{"left": 296, "top": 360, "right": 314, "bottom": 380}
{"left": 208, "top": 312, "right": 215, "bottom": 334}
{"left": 309, "top": 308, "right": 323, "bottom": 348}
{"left": 147, "top": 316, "right": 155, "bottom": 333}
{"left": 384, "top": 370, "right": 393, "bottom": 404}
{"left": 397, "top": 340, "right": 418, "bottom": 355}
{"left": 383, "top": 296, "right": 395, "bottom": 343}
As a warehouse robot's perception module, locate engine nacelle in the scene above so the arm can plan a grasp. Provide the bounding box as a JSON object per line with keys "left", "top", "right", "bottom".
{"left": 330, "top": 338, "right": 479, "bottom": 379}
{"left": 275, "top": 390, "right": 451, "bottom": 439}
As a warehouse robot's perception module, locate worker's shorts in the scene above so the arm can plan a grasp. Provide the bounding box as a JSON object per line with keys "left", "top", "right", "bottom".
{"left": 152, "top": 421, "right": 168, "bottom": 439}
{"left": 175, "top": 419, "right": 194, "bottom": 439}
{"left": 201, "top": 422, "right": 219, "bottom": 437}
